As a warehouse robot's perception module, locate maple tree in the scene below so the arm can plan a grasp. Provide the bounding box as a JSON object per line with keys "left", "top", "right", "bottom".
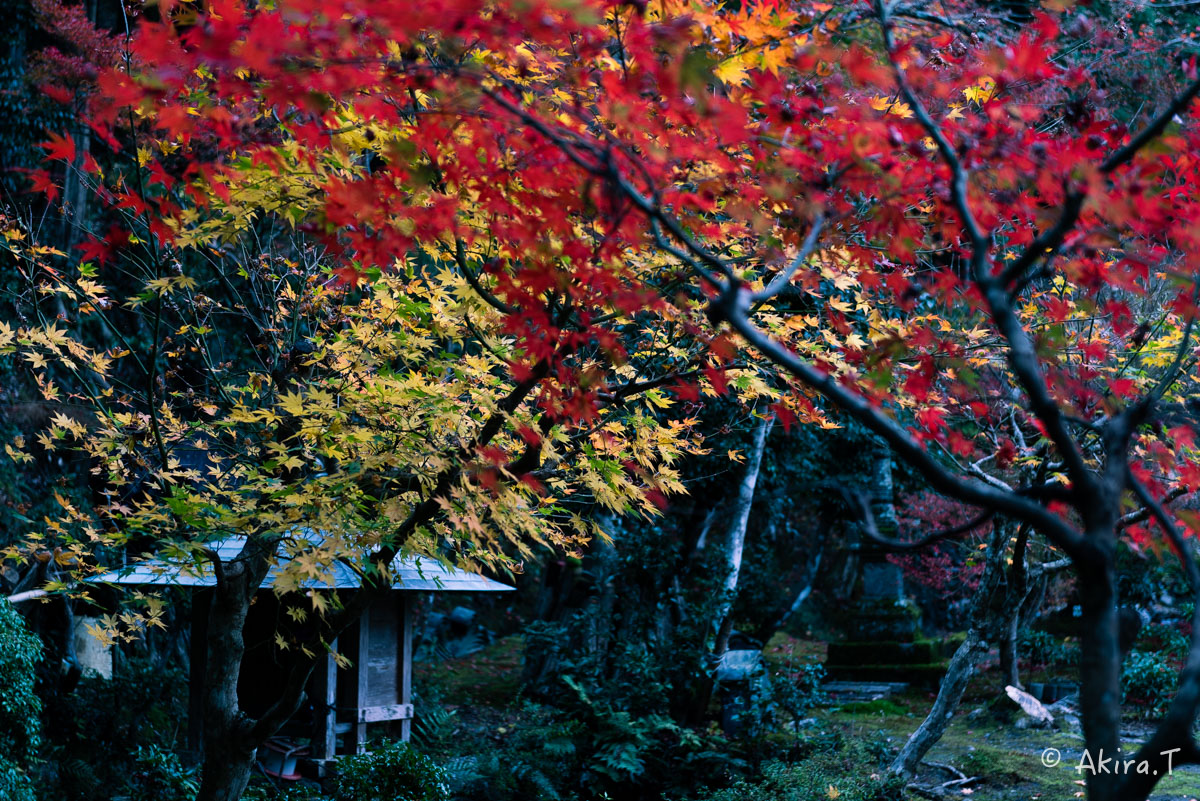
{"left": 2, "top": 3, "right": 739, "bottom": 797}
{"left": 2, "top": 188, "right": 716, "bottom": 796}
{"left": 8, "top": 0, "right": 1200, "bottom": 798}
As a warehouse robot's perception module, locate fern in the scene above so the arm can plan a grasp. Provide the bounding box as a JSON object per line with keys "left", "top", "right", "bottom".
{"left": 542, "top": 736, "right": 576, "bottom": 757}
{"left": 432, "top": 630, "right": 485, "bottom": 662}
{"left": 510, "top": 759, "right": 562, "bottom": 800}
{"left": 592, "top": 741, "right": 646, "bottom": 780}
{"left": 412, "top": 703, "right": 457, "bottom": 749}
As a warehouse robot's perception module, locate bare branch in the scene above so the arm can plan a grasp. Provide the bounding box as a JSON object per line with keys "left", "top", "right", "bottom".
{"left": 998, "top": 193, "right": 1084, "bottom": 289}
{"left": 1118, "top": 486, "right": 1190, "bottom": 530}
{"left": 202, "top": 546, "right": 227, "bottom": 584}
{"left": 849, "top": 488, "right": 995, "bottom": 551}
{"left": 1032, "top": 557, "right": 1072, "bottom": 576}
{"left": 876, "top": 0, "right": 987, "bottom": 254}
{"left": 751, "top": 212, "right": 825, "bottom": 303}
{"left": 712, "top": 287, "right": 1089, "bottom": 556}
{"left": 1002, "top": 76, "right": 1200, "bottom": 290}
{"left": 1103, "top": 77, "right": 1200, "bottom": 174}
{"left": 454, "top": 238, "right": 514, "bottom": 315}
{"left": 876, "top": 0, "right": 1099, "bottom": 500}
{"left": 1132, "top": 287, "right": 1198, "bottom": 414}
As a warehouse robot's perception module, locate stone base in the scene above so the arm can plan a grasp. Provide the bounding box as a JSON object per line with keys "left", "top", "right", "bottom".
{"left": 827, "top": 639, "right": 941, "bottom": 664}
{"left": 825, "top": 634, "right": 961, "bottom": 689}
{"left": 834, "top": 598, "right": 922, "bottom": 642}
{"left": 822, "top": 681, "right": 910, "bottom": 700}
{"left": 822, "top": 660, "right": 950, "bottom": 688}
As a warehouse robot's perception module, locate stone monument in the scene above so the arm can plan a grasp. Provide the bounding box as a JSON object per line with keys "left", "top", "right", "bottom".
{"left": 824, "top": 445, "right": 948, "bottom": 686}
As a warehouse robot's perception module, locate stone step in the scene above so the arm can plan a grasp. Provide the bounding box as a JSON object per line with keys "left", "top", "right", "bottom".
{"left": 821, "top": 680, "right": 909, "bottom": 700}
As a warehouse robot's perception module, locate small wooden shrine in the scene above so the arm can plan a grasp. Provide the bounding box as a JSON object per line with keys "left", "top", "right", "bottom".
{"left": 95, "top": 536, "right": 512, "bottom": 767}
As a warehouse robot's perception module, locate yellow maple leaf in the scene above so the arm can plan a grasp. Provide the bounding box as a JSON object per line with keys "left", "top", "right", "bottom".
{"left": 279, "top": 391, "right": 306, "bottom": 417}
{"left": 868, "top": 95, "right": 913, "bottom": 118}
{"left": 760, "top": 45, "right": 790, "bottom": 77}
{"left": 964, "top": 77, "right": 996, "bottom": 104}
{"left": 715, "top": 53, "right": 753, "bottom": 85}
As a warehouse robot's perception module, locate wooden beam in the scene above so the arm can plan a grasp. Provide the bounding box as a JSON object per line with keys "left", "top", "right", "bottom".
{"left": 350, "top": 613, "right": 370, "bottom": 754}
{"left": 356, "top": 703, "right": 414, "bottom": 723}
{"left": 399, "top": 593, "right": 414, "bottom": 741}
{"left": 310, "top": 640, "right": 337, "bottom": 760}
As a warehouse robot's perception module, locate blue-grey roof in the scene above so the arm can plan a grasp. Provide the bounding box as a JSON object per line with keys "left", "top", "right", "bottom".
{"left": 92, "top": 535, "right": 513, "bottom": 592}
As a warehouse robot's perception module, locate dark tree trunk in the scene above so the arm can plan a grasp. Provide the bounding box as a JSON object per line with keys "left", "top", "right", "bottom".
{"left": 195, "top": 546, "right": 272, "bottom": 801}
{"left": 1076, "top": 539, "right": 1123, "bottom": 801}
{"left": 999, "top": 612, "right": 1021, "bottom": 689}
{"left": 197, "top": 739, "right": 255, "bottom": 801}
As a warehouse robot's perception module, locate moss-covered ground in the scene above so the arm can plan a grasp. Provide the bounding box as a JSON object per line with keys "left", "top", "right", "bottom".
{"left": 416, "top": 632, "right": 1200, "bottom": 800}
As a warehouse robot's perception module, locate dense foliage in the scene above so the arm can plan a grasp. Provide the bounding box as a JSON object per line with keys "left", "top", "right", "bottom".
{"left": 0, "top": 600, "right": 41, "bottom": 801}
{"left": 6, "top": 0, "right": 1200, "bottom": 800}
{"left": 333, "top": 741, "right": 450, "bottom": 801}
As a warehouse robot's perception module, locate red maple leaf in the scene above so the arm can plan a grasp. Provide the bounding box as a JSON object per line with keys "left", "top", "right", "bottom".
{"left": 27, "top": 169, "right": 60, "bottom": 203}
{"left": 38, "top": 83, "right": 75, "bottom": 105}
{"left": 76, "top": 236, "right": 112, "bottom": 265}
{"left": 39, "top": 132, "right": 76, "bottom": 164}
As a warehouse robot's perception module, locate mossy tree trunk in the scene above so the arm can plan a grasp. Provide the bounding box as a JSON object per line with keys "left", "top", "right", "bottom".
{"left": 889, "top": 518, "right": 1072, "bottom": 780}
{"left": 889, "top": 523, "right": 1007, "bottom": 779}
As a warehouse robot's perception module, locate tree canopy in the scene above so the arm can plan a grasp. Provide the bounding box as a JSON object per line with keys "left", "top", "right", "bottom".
{"left": 6, "top": 0, "right": 1200, "bottom": 799}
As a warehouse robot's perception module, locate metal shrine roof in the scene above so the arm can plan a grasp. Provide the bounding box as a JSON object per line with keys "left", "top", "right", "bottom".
{"left": 92, "top": 535, "right": 514, "bottom": 592}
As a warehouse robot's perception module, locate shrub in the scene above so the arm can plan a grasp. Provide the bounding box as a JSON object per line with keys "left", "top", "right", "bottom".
{"left": 454, "top": 686, "right": 747, "bottom": 800}
{"left": 449, "top": 701, "right": 582, "bottom": 801}
{"left": 1122, "top": 650, "right": 1177, "bottom": 717}
{"left": 0, "top": 599, "right": 41, "bottom": 801}
{"left": 755, "top": 661, "right": 825, "bottom": 739}
{"left": 1018, "top": 630, "right": 1058, "bottom": 666}
{"left": 0, "top": 759, "right": 36, "bottom": 801}
{"left": 127, "top": 745, "right": 199, "bottom": 801}
{"left": 334, "top": 740, "right": 449, "bottom": 801}
{"left": 1018, "top": 630, "right": 1078, "bottom": 670}
{"left": 244, "top": 782, "right": 331, "bottom": 801}
{"left": 693, "top": 735, "right": 905, "bottom": 801}
{"left": 40, "top": 657, "right": 188, "bottom": 801}
{"left": 1137, "top": 623, "right": 1190, "bottom": 660}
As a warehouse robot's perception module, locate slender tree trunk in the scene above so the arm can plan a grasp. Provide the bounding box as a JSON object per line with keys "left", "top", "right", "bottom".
{"left": 771, "top": 551, "right": 822, "bottom": 634}
{"left": 890, "top": 523, "right": 1007, "bottom": 778}
{"left": 712, "top": 412, "right": 773, "bottom": 657}
{"left": 684, "top": 413, "right": 771, "bottom": 725}
{"left": 999, "top": 521, "right": 1033, "bottom": 690}
{"left": 890, "top": 628, "right": 988, "bottom": 777}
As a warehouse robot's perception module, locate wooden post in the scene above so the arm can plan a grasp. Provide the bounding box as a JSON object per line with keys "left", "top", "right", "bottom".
{"left": 310, "top": 640, "right": 337, "bottom": 761}
{"left": 187, "top": 588, "right": 210, "bottom": 757}
{"left": 350, "top": 616, "right": 369, "bottom": 754}
{"left": 399, "top": 593, "right": 414, "bottom": 741}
